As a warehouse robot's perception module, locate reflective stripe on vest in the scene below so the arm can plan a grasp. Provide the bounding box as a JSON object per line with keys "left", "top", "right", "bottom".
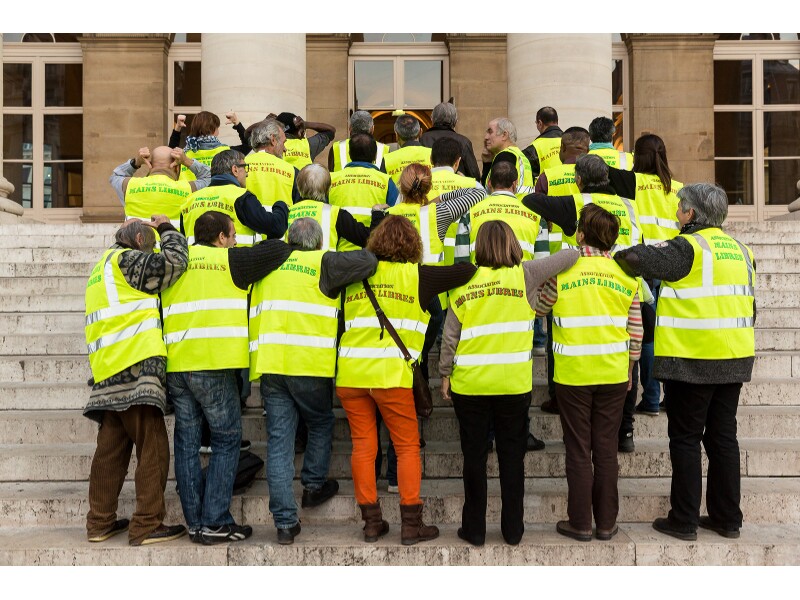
{"left": 250, "top": 299, "right": 339, "bottom": 319}
{"left": 634, "top": 173, "right": 682, "bottom": 245}
{"left": 164, "top": 326, "right": 249, "bottom": 345}
{"left": 344, "top": 316, "right": 428, "bottom": 335}
{"left": 88, "top": 318, "right": 162, "bottom": 355}
{"left": 454, "top": 350, "right": 532, "bottom": 366}
{"left": 249, "top": 333, "right": 336, "bottom": 352}
{"left": 552, "top": 340, "right": 629, "bottom": 356}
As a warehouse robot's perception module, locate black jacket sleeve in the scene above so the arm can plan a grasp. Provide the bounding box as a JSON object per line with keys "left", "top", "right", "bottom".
{"left": 320, "top": 250, "right": 379, "bottom": 299}
{"left": 418, "top": 263, "right": 477, "bottom": 309}
{"left": 335, "top": 208, "right": 371, "bottom": 248}
{"left": 229, "top": 123, "right": 252, "bottom": 155}
{"left": 608, "top": 167, "right": 637, "bottom": 199}
{"left": 522, "top": 145, "right": 540, "bottom": 178}
{"left": 228, "top": 239, "right": 293, "bottom": 290}
{"left": 234, "top": 192, "right": 289, "bottom": 239}
{"left": 522, "top": 193, "right": 579, "bottom": 236}
{"left": 168, "top": 129, "right": 181, "bottom": 149}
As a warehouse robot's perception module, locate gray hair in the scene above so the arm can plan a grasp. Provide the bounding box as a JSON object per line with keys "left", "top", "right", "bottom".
{"left": 350, "top": 110, "right": 374, "bottom": 135}
{"left": 588, "top": 117, "right": 615, "bottom": 144}
{"left": 677, "top": 183, "right": 729, "bottom": 227}
{"left": 116, "top": 220, "right": 156, "bottom": 252}
{"left": 494, "top": 118, "right": 517, "bottom": 143}
{"left": 575, "top": 154, "right": 610, "bottom": 188}
{"left": 394, "top": 115, "right": 420, "bottom": 142}
{"left": 296, "top": 164, "right": 331, "bottom": 202}
{"left": 288, "top": 217, "right": 323, "bottom": 250}
{"left": 432, "top": 102, "right": 458, "bottom": 128}
{"left": 211, "top": 149, "right": 245, "bottom": 176}
{"left": 249, "top": 118, "right": 283, "bottom": 150}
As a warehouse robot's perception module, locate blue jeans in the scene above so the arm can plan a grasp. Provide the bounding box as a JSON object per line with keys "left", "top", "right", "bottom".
{"left": 533, "top": 317, "right": 546, "bottom": 348}
{"left": 262, "top": 374, "right": 334, "bottom": 529}
{"left": 167, "top": 370, "right": 241, "bottom": 530}
{"left": 639, "top": 280, "right": 662, "bottom": 410}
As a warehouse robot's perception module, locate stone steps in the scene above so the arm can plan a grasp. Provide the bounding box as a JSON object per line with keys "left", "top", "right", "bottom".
{"left": 0, "top": 295, "right": 86, "bottom": 313}
{"left": 0, "top": 522, "right": 797, "bottom": 566}
{"left": 1, "top": 478, "right": 798, "bottom": 528}
{"left": 0, "top": 277, "right": 87, "bottom": 296}
{"left": 3, "top": 405, "right": 800, "bottom": 445}
{"left": 1, "top": 438, "right": 797, "bottom": 482}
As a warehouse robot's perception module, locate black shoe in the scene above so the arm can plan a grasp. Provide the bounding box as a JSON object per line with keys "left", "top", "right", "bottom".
{"left": 88, "top": 519, "right": 129, "bottom": 542}
{"left": 556, "top": 520, "right": 592, "bottom": 542}
{"left": 277, "top": 523, "right": 301, "bottom": 545}
{"left": 188, "top": 528, "right": 202, "bottom": 543}
{"left": 526, "top": 433, "right": 545, "bottom": 451}
{"left": 240, "top": 439, "right": 251, "bottom": 452}
{"left": 457, "top": 527, "right": 485, "bottom": 547}
{"left": 139, "top": 524, "right": 186, "bottom": 545}
{"left": 659, "top": 400, "right": 666, "bottom": 410}
{"left": 635, "top": 402, "right": 659, "bottom": 416}
{"left": 302, "top": 479, "right": 339, "bottom": 508}
{"left": 200, "top": 523, "right": 253, "bottom": 545}
{"left": 699, "top": 516, "right": 740, "bottom": 539}
{"left": 618, "top": 432, "right": 635, "bottom": 453}
{"left": 652, "top": 517, "right": 697, "bottom": 541}
{"left": 540, "top": 399, "right": 559, "bottom": 414}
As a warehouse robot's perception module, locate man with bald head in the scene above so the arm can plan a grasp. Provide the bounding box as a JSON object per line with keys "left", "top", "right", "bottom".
{"left": 111, "top": 145, "right": 211, "bottom": 228}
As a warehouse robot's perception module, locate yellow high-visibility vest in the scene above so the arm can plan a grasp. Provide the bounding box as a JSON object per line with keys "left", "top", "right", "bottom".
{"left": 560, "top": 192, "right": 641, "bottom": 253}
{"left": 125, "top": 174, "right": 193, "bottom": 228}
{"left": 384, "top": 145, "right": 433, "bottom": 184}
{"left": 386, "top": 202, "right": 443, "bottom": 265}
{"left": 589, "top": 148, "right": 633, "bottom": 170}
{"left": 180, "top": 146, "right": 230, "bottom": 181}
{"left": 161, "top": 245, "right": 248, "bottom": 372}
{"left": 542, "top": 163, "right": 579, "bottom": 255}
{"left": 530, "top": 136, "right": 562, "bottom": 172}
{"left": 430, "top": 169, "right": 479, "bottom": 267}
{"left": 634, "top": 173, "right": 683, "bottom": 245}
{"left": 85, "top": 249, "right": 165, "bottom": 383}
{"left": 656, "top": 228, "right": 755, "bottom": 360}
{"left": 329, "top": 166, "right": 391, "bottom": 252}
{"left": 287, "top": 200, "right": 340, "bottom": 251}
{"left": 489, "top": 146, "right": 534, "bottom": 198}
{"left": 449, "top": 265, "right": 535, "bottom": 395}
{"left": 180, "top": 183, "right": 259, "bottom": 247}
{"left": 469, "top": 192, "right": 543, "bottom": 262}
{"left": 552, "top": 255, "right": 637, "bottom": 385}
{"left": 249, "top": 249, "right": 340, "bottom": 378}
{"left": 283, "top": 138, "right": 313, "bottom": 170}
{"left": 245, "top": 151, "right": 295, "bottom": 208}
{"left": 336, "top": 261, "right": 429, "bottom": 389}
{"left": 331, "top": 138, "right": 389, "bottom": 171}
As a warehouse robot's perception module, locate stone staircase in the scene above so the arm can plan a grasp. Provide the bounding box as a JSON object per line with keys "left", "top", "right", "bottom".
{"left": 0, "top": 221, "right": 799, "bottom": 565}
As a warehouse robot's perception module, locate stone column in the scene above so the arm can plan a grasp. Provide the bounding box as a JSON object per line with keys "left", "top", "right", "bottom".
{"left": 626, "top": 34, "right": 716, "bottom": 184}
{"left": 0, "top": 34, "right": 23, "bottom": 223}
{"left": 447, "top": 34, "right": 508, "bottom": 168}
{"left": 80, "top": 34, "right": 171, "bottom": 223}
{"left": 202, "top": 34, "right": 306, "bottom": 147}
{"left": 507, "top": 34, "right": 612, "bottom": 145}
{"left": 307, "top": 34, "right": 350, "bottom": 166}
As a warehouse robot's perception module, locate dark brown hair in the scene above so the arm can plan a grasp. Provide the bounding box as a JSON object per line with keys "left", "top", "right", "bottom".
{"left": 399, "top": 163, "right": 432, "bottom": 205}
{"left": 577, "top": 204, "right": 619, "bottom": 251}
{"left": 366, "top": 215, "right": 423, "bottom": 264}
{"left": 189, "top": 111, "right": 221, "bottom": 137}
{"left": 195, "top": 210, "right": 234, "bottom": 245}
{"left": 473, "top": 220, "right": 523, "bottom": 268}
{"left": 633, "top": 133, "right": 673, "bottom": 194}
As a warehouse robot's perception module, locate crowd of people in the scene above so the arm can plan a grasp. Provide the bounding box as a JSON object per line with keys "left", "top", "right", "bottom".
{"left": 83, "top": 102, "right": 756, "bottom": 548}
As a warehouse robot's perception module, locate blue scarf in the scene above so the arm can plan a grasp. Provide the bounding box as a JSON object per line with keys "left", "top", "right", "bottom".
{"left": 185, "top": 135, "right": 223, "bottom": 153}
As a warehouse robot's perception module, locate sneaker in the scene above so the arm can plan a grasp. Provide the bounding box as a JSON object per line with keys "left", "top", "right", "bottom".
{"left": 540, "top": 399, "right": 559, "bottom": 414}
{"left": 698, "top": 516, "right": 740, "bottom": 539}
{"left": 139, "top": 524, "right": 187, "bottom": 545}
{"left": 301, "top": 479, "right": 340, "bottom": 508}
{"left": 200, "top": 440, "right": 251, "bottom": 454}
{"left": 387, "top": 484, "right": 399, "bottom": 494}
{"left": 533, "top": 345, "right": 546, "bottom": 356}
{"left": 277, "top": 523, "right": 301, "bottom": 545}
{"left": 188, "top": 527, "right": 202, "bottom": 543}
{"left": 652, "top": 517, "right": 697, "bottom": 541}
{"left": 526, "top": 432, "right": 545, "bottom": 452}
{"left": 88, "top": 519, "right": 129, "bottom": 543}
{"left": 635, "top": 402, "right": 659, "bottom": 416}
{"left": 618, "top": 432, "right": 635, "bottom": 453}
{"left": 200, "top": 523, "right": 253, "bottom": 545}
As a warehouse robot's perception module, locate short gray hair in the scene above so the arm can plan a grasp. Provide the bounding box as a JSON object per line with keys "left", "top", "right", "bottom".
{"left": 589, "top": 117, "right": 615, "bottom": 144}
{"left": 249, "top": 118, "right": 283, "bottom": 150}
{"left": 575, "top": 154, "right": 610, "bottom": 188}
{"left": 350, "top": 110, "right": 374, "bottom": 135}
{"left": 432, "top": 102, "right": 458, "bottom": 128}
{"left": 494, "top": 118, "right": 517, "bottom": 143}
{"left": 394, "top": 115, "right": 420, "bottom": 142}
{"left": 211, "top": 149, "right": 245, "bottom": 176}
{"left": 116, "top": 220, "right": 156, "bottom": 252}
{"left": 678, "top": 183, "right": 729, "bottom": 227}
{"left": 296, "top": 164, "right": 331, "bottom": 202}
{"left": 288, "top": 217, "right": 323, "bottom": 250}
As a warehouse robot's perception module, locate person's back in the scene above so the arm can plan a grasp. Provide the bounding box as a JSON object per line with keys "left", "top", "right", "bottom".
{"left": 385, "top": 114, "right": 432, "bottom": 183}
{"left": 124, "top": 147, "right": 194, "bottom": 227}
{"left": 330, "top": 110, "right": 389, "bottom": 171}
{"left": 630, "top": 134, "right": 683, "bottom": 245}
{"left": 588, "top": 116, "right": 633, "bottom": 171}
{"left": 246, "top": 152, "right": 296, "bottom": 207}
{"left": 528, "top": 107, "right": 563, "bottom": 172}
{"left": 590, "top": 147, "right": 633, "bottom": 171}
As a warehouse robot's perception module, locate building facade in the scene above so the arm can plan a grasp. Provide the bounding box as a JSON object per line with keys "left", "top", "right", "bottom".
{"left": 1, "top": 32, "right": 798, "bottom": 223}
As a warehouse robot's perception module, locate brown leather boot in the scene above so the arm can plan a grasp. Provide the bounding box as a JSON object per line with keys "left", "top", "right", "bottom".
{"left": 400, "top": 503, "right": 439, "bottom": 545}
{"left": 359, "top": 502, "right": 389, "bottom": 542}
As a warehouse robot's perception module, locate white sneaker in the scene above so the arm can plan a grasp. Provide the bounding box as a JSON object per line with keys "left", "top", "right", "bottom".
{"left": 387, "top": 484, "right": 399, "bottom": 493}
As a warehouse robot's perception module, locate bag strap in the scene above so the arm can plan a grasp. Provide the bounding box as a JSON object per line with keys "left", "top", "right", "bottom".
{"left": 362, "top": 279, "right": 414, "bottom": 363}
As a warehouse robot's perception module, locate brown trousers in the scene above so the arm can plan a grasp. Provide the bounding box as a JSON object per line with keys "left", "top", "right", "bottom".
{"left": 86, "top": 404, "right": 170, "bottom": 545}
{"left": 556, "top": 382, "right": 628, "bottom": 531}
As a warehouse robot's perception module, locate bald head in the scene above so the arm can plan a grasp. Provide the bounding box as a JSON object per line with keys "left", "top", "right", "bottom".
{"left": 150, "top": 146, "right": 174, "bottom": 169}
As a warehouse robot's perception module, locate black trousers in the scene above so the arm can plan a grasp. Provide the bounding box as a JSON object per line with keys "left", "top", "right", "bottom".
{"left": 620, "top": 360, "right": 639, "bottom": 438}
{"left": 663, "top": 379, "right": 743, "bottom": 529}
{"left": 451, "top": 391, "right": 530, "bottom": 545}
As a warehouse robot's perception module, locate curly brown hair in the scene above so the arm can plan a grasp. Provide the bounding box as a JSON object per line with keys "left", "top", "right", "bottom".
{"left": 366, "top": 215, "right": 423, "bottom": 264}
{"left": 398, "top": 163, "right": 432, "bottom": 205}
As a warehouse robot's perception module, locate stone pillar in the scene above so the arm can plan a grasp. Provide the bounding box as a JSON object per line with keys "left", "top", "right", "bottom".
{"left": 447, "top": 34, "right": 508, "bottom": 167}
{"left": 626, "top": 34, "right": 716, "bottom": 184}
{"left": 80, "top": 34, "right": 171, "bottom": 223}
{"left": 0, "top": 34, "right": 22, "bottom": 223}
{"left": 307, "top": 34, "right": 350, "bottom": 166}
{"left": 507, "top": 34, "right": 612, "bottom": 146}
{"left": 202, "top": 34, "right": 306, "bottom": 147}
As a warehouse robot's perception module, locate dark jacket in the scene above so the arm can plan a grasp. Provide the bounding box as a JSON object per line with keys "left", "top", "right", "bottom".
{"left": 420, "top": 126, "right": 481, "bottom": 180}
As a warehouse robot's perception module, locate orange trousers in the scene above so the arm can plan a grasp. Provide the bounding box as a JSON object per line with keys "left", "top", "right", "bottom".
{"left": 337, "top": 386, "right": 422, "bottom": 505}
